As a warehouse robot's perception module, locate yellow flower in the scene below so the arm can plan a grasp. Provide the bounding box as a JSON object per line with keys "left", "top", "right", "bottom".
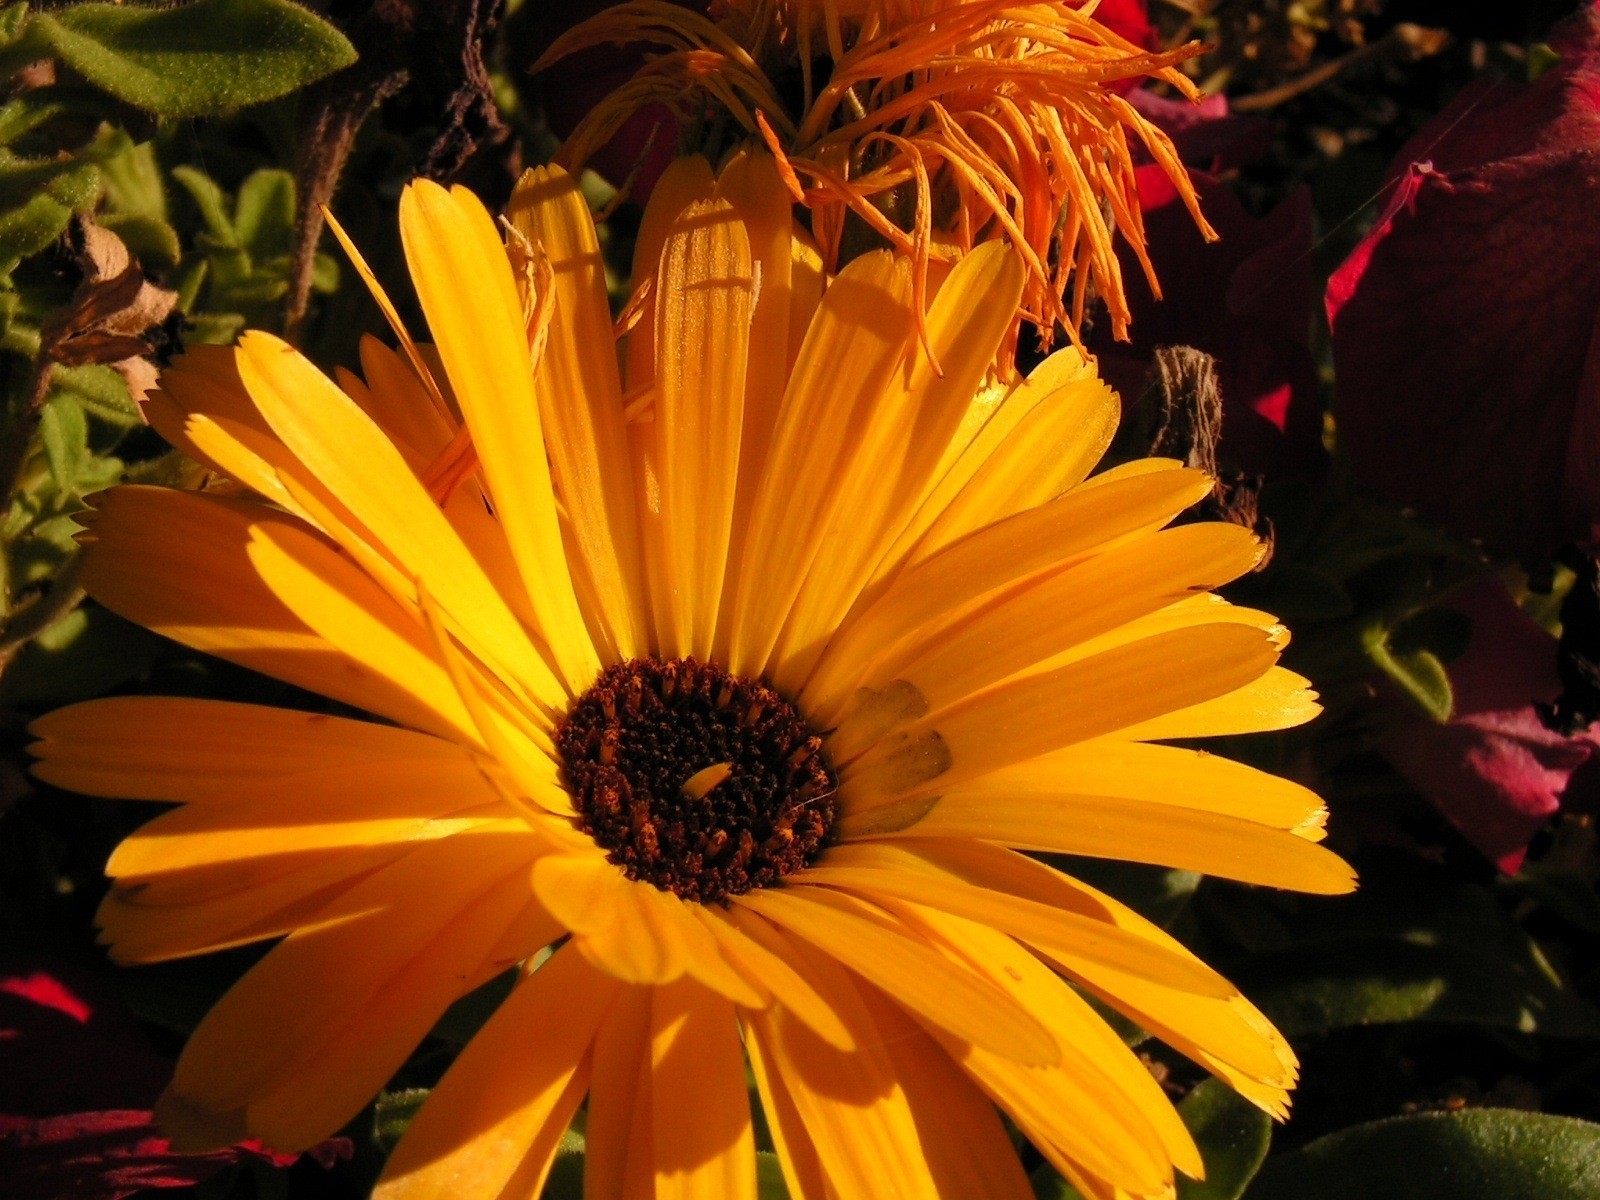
{"left": 31, "top": 156, "right": 1350, "bottom": 1200}
{"left": 541, "top": 0, "right": 1215, "bottom": 355}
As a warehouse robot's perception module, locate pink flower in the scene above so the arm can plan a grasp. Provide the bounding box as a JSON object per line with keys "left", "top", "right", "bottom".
{"left": 1326, "top": 1, "right": 1600, "bottom": 562}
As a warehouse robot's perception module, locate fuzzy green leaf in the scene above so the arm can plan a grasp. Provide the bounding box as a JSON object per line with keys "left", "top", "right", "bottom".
{"left": 29, "top": 0, "right": 356, "bottom": 118}
{"left": 100, "top": 139, "right": 167, "bottom": 221}
{"left": 1245, "top": 1110, "right": 1600, "bottom": 1200}
{"left": 373, "top": 1088, "right": 429, "bottom": 1154}
{"left": 171, "top": 164, "right": 235, "bottom": 245}
{"left": 232, "top": 167, "right": 294, "bottom": 257}
{"left": 53, "top": 363, "right": 140, "bottom": 427}
{"left": 37, "top": 392, "right": 87, "bottom": 491}
{"left": 100, "top": 212, "right": 180, "bottom": 268}
{"left": 1178, "top": 1080, "right": 1272, "bottom": 1200}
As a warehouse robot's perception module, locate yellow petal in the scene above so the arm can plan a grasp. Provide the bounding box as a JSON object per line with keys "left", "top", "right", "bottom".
{"left": 910, "top": 907, "right": 1204, "bottom": 1183}
{"left": 143, "top": 345, "right": 301, "bottom": 506}
{"left": 744, "top": 1026, "right": 831, "bottom": 1200}
{"left": 830, "top": 522, "right": 1263, "bottom": 759}
{"left": 884, "top": 347, "right": 1117, "bottom": 573}
{"left": 375, "top": 943, "right": 615, "bottom": 1200}
{"left": 355, "top": 334, "right": 457, "bottom": 459}
{"left": 573, "top": 879, "right": 693, "bottom": 987}
{"left": 743, "top": 934, "right": 944, "bottom": 1199}
{"left": 233, "top": 329, "right": 569, "bottom": 715}
{"left": 704, "top": 905, "right": 855, "bottom": 1051}
{"left": 1120, "top": 665, "right": 1321, "bottom": 741}
{"left": 710, "top": 149, "right": 814, "bottom": 641}
{"left": 736, "top": 885, "right": 1059, "bottom": 1065}
{"left": 163, "top": 832, "right": 540, "bottom": 1142}
{"left": 1005, "top": 739, "right": 1329, "bottom": 834}
{"left": 507, "top": 165, "right": 650, "bottom": 661}
{"left": 869, "top": 785, "right": 1354, "bottom": 893}
{"left": 650, "top": 979, "right": 756, "bottom": 1200}
{"left": 840, "top": 624, "right": 1282, "bottom": 807}
{"left": 105, "top": 763, "right": 507, "bottom": 881}
{"left": 889, "top": 840, "right": 1301, "bottom": 1106}
{"left": 802, "top": 464, "right": 1211, "bottom": 721}
{"left": 78, "top": 488, "right": 471, "bottom": 740}
{"left": 29, "top": 696, "right": 467, "bottom": 802}
{"left": 231, "top": 866, "right": 556, "bottom": 1152}
{"left": 768, "top": 242, "right": 1025, "bottom": 693}
{"left": 96, "top": 847, "right": 401, "bottom": 965}
{"left": 854, "top": 986, "right": 1036, "bottom": 1199}
{"left": 795, "top": 845, "right": 1233, "bottom": 999}
{"left": 395, "top": 181, "right": 597, "bottom": 694}
{"left": 584, "top": 984, "right": 654, "bottom": 1200}
{"left": 725, "top": 250, "right": 916, "bottom": 678}
{"left": 653, "top": 198, "right": 754, "bottom": 656}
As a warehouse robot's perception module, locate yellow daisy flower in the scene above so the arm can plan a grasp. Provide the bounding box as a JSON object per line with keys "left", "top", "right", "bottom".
{"left": 31, "top": 153, "right": 1351, "bottom": 1200}
{"left": 540, "top": 0, "right": 1214, "bottom": 355}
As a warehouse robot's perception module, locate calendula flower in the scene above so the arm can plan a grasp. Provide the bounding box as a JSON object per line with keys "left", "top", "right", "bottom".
{"left": 538, "top": 0, "right": 1214, "bottom": 354}
{"left": 32, "top": 156, "right": 1350, "bottom": 1199}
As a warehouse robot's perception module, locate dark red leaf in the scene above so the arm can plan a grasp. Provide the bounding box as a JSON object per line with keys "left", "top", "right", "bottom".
{"left": 1327, "top": 1, "right": 1600, "bottom": 562}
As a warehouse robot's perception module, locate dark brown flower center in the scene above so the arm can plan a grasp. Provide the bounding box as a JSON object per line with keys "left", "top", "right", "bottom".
{"left": 555, "top": 657, "right": 837, "bottom": 904}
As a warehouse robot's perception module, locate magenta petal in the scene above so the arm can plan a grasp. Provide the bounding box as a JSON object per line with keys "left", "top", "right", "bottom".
{"left": 1379, "top": 580, "right": 1596, "bottom": 872}
{"left": 1327, "top": 1, "right": 1600, "bottom": 561}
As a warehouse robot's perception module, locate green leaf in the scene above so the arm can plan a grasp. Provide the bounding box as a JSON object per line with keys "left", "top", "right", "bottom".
{"left": 1228, "top": 880, "right": 1600, "bottom": 1039}
{"left": 100, "top": 139, "right": 167, "bottom": 221}
{"left": 0, "top": 4, "right": 29, "bottom": 48}
{"left": 1244, "top": 1110, "right": 1600, "bottom": 1200}
{"left": 29, "top": 0, "right": 356, "bottom": 118}
{"left": 232, "top": 167, "right": 294, "bottom": 258}
{"left": 309, "top": 249, "right": 340, "bottom": 294}
{"left": 0, "top": 170, "right": 96, "bottom": 272}
{"left": 373, "top": 1088, "right": 429, "bottom": 1154}
{"left": 0, "top": 94, "right": 69, "bottom": 146}
{"left": 757, "top": 1151, "right": 790, "bottom": 1199}
{"left": 172, "top": 165, "right": 235, "bottom": 245}
{"left": 1365, "top": 623, "right": 1453, "bottom": 723}
{"left": 1177, "top": 1081, "right": 1271, "bottom": 1200}
{"left": 100, "top": 211, "right": 180, "bottom": 268}
{"left": 185, "top": 311, "right": 245, "bottom": 345}
{"left": 0, "top": 154, "right": 100, "bottom": 211}
{"left": 545, "top": 1126, "right": 587, "bottom": 1200}
{"left": 38, "top": 391, "right": 87, "bottom": 490}
{"left": 1032, "top": 1164, "right": 1084, "bottom": 1198}
{"left": 54, "top": 362, "right": 140, "bottom": 427}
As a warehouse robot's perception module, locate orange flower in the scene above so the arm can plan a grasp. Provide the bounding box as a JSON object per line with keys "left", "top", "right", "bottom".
{"left": 540, "top": 0, "right": 1215, "bottom": 355}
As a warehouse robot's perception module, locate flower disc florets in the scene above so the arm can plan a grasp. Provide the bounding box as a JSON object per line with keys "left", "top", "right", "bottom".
{"left": 556, "top": 657, "right": 837, "bottom": 903}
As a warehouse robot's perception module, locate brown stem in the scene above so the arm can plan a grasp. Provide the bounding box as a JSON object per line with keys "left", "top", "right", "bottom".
{"left": 0, "top": 550, "right": 85, "bottom": 672}
{"left": 282, "top": 78, "right": 403, "bottom": 344}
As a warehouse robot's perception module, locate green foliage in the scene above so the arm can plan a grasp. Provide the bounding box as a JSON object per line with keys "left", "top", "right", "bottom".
{"left": 1222, "top": 866, "right": 1600, "bottom": 1039}
{"left": 1178, "top": 1081, "right": 1273, "bottom": 1200}
{"left": 172, "top": 164, "right": 338, "bottom": 341}
{"left": 1245, "top": 1110, "right": 1600, "bottom": 1200}
{"left": 4, "top": 0, "right": 355, "bottom": 118}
